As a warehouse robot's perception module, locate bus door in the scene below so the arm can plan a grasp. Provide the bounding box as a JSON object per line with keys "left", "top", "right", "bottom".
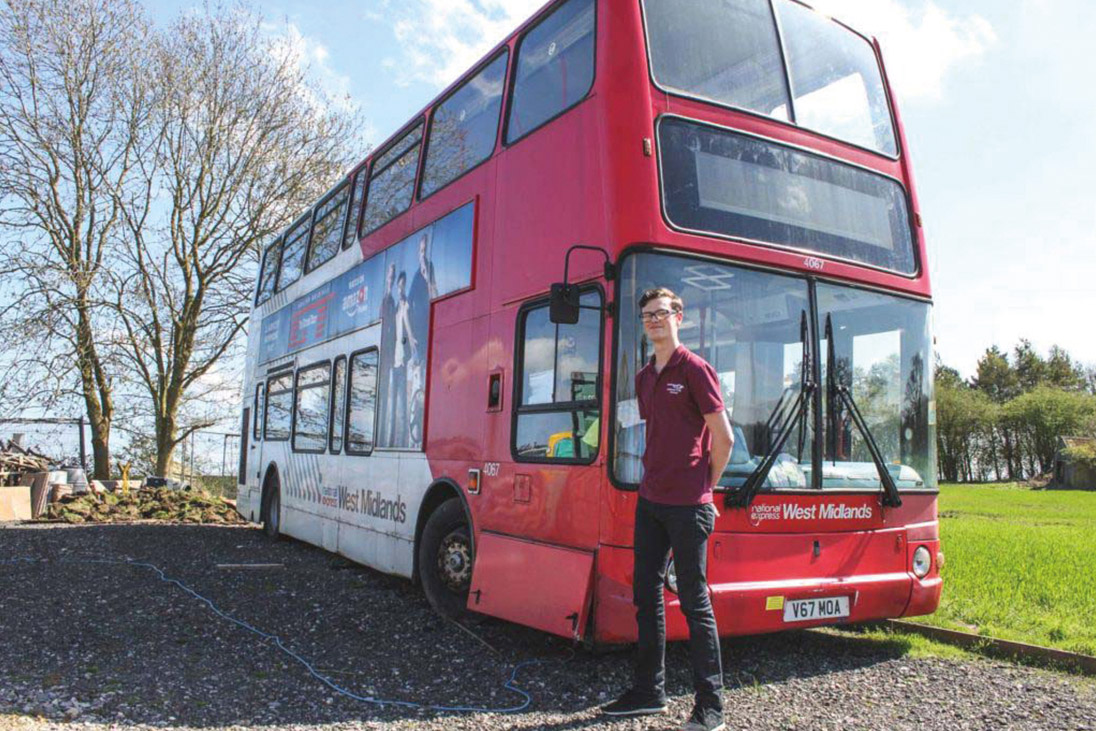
{"left": 247, "top": 380, "right": 266, "bottom": 519}
{"left": 468, "top": 286, "right": 604, "bottom": 639}
{"left": 238, "top": 407, "right": 250, "bottom": 489}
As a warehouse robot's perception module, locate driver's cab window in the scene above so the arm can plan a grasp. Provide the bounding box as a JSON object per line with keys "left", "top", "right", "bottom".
{"left": 513, "top": 289, "right": 603, "bottom": 462}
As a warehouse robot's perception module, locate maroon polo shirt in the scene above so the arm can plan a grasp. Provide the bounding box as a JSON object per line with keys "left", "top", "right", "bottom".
{"left": 636, "top": 344, "right": 725, "bottom": 506}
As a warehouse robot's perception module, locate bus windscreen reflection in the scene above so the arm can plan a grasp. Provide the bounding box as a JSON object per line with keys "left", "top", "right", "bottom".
{"left": 613, "top": 252, "right": 936, "bottom": 493}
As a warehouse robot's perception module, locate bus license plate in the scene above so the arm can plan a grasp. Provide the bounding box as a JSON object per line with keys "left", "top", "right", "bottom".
{"left": 783, "top": 596, "right": 850, "bottom": 623}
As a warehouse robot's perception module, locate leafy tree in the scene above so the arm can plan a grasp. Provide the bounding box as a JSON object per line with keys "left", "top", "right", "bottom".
{"left": 1013, "top": 339, "right": 1046, "bottom": 394}
{"left": 971, "top": 346, "right": 1019, "bottom": 478}
{"left": 971, "top": 346, "right": 1018, "bottom": 402}
{"left": 111, "top": 4, "right": 361, "bottom": 477}
{"left": 0, "top": 0, "right": 154, "bottom": 477}
{"left": 1, "top": 0, "right": 363, "bottom": 478}
{"left": 1004, "top": 387, "right": 1096, "bottom": 474}
{"left": 935, "top": 361, "right": 964, "bottom": 390}
{"left": 1045, "top": 345, "right": 1087, "bottom": 391}
{"left": 936, "top": 373, "right": 994, "bottom": 482}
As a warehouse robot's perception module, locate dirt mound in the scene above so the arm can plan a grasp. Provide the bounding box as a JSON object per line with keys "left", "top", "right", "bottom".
{"left": 43, "top": 488, "right": 244, "bottom": 524}
{"left": 1025, "top": 472, "right": 1054, "bottom": 489}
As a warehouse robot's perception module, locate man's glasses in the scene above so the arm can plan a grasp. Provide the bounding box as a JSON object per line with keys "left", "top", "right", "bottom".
{"left": 640, "top": 309, "right": 676, "bottom": 323}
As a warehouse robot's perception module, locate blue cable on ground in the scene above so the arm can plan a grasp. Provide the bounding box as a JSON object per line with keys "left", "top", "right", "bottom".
{"left": 0, "top": 556, "right": 545, "bottom": 713}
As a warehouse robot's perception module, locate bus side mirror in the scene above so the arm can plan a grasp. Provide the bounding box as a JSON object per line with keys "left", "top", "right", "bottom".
{"left": 549, "top": 283, "right": 581, "bottom": 324}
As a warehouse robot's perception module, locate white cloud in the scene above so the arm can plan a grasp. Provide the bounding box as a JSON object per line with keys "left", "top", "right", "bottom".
{"left": 264, "top": 21, "right": 356, "bottom": 113}
{"left": 807, "top": 0, "right": 996, "bottom": 103}
{"left": 377, "top": 0, "right": 545, "bottom": 88}
{"left": 379, "top": 0, "right": 995, "bottom": 103}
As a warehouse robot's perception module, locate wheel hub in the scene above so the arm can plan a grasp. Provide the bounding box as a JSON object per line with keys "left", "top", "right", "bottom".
{"left": 437, "top": 531, "right": 471, "bottom": 592}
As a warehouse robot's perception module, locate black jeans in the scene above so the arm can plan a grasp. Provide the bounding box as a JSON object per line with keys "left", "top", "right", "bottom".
{"left": 633, "top": 497, "right": 723, "bottom": 710}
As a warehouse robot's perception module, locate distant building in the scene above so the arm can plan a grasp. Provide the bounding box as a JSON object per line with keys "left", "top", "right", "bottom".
{"left": 1053, "top": 436, "right": 1096, "bottom": 490}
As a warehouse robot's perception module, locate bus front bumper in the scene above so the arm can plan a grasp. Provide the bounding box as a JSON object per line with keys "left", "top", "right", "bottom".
{"left": 592, "top": 545, "right": 941, "bottom": 644}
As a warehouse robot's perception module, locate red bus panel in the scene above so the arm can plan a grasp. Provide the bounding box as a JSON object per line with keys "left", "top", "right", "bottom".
{"left": 468, "top": 531, "right": 595, "bottom": 639}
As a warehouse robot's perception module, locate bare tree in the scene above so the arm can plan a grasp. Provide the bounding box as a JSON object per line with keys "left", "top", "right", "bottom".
{"left": 0, "top": 0, "right": 154, "bottom": 477}
{"left": 111, "top": 4, "right": 360, "bottom": 476}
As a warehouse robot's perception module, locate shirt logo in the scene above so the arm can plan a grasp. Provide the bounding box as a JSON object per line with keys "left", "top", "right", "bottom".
{"left": 666, "top": 383, "right": 685, "bottom": 395}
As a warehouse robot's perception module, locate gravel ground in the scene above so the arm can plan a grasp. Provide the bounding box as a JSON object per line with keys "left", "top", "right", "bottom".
{"left": 2, "top": 522, "right": 1095, "bottom": 731}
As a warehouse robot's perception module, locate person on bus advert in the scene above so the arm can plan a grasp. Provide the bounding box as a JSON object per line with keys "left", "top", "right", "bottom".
{"left": 601, "top": 287, "right": 734, "bottom": 731}
{"left": 391, "top": 270, "right": 415, "bottom": 447}
{"left": 379, "top": 262, "right": 398, "bottom": 445}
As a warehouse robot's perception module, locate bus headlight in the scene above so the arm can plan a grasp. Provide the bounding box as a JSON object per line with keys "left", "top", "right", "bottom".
{"left": 664, "top": 555, "right": 678, "bottom": 594}
{"left": 912, "top": 546, "right": 932, "bottom": 578}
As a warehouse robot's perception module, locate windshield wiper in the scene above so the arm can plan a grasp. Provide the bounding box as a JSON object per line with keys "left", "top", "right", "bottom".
{"left": 727, "top": 311, "right": 813, "bottom": 508}
{"left": 824, "top": 315, "right": 902, "bottom": 508}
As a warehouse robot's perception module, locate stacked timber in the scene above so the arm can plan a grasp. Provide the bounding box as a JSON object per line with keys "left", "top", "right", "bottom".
{"left": 0, "top": 439, "right": 50, "bottom": 484}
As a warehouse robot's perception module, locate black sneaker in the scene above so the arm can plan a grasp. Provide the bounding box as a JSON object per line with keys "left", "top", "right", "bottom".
{"left": 679, "top": 704, "right": 725, "bottom": 731}
{"left": 600, "top": 688, "right": 669, "bottom": 716}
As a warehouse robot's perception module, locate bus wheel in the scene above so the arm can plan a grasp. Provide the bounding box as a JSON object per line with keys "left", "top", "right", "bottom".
{"left": 420, "top": 498, "right": 472, "bottom": 618}
{"left": 261, "top": 477, "right": 282, "bottom": 540}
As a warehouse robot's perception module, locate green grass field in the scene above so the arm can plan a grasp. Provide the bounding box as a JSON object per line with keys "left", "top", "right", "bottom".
{"left": 909, "top": 483, "right": 1096, "bottom": 656}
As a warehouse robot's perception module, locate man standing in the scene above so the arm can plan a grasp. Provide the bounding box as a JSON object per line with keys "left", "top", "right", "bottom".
{"left": 602, "top": 288, "right": 734, "bottom": 731}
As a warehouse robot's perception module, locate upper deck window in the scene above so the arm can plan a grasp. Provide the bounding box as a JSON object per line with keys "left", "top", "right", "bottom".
{"left": 362, "top": 122, "right": 423, "bottom": 235}
{"left": 505, "top": 0, "right": 595, "bottom": 144}
{"left": 643, "top": 0, "right": 897, "bottom": 157}
{"left": 342, "top": 170, "right": 367, "bottom": 250}
{"left": 644, "top": 0, "right": 791, "bottom": 121}
{"left": 776, "top": 0, "right": 896, "bottom": 156}
{"left": 659, "top": 117, "right": 915, "bottom": 275}
{"left": 307, "top": 182, "right": 349, "bottom": 272}
{"left": 256, "top": 238, "right": 281, "bottom": 305}
{"left": 421, "top": 50, "right": 509, "bottom": 198}
{"left": 278, "top": 215, "right": 311, "bottom": 290}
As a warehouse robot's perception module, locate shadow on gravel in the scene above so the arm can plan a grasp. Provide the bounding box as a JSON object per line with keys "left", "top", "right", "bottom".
{"left": 0, "top": 523, "right": 931, "bottom": 729}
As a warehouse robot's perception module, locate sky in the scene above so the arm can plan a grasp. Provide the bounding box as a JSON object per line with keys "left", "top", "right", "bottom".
{"left": 145, "top": 0, "right": 1096, "bottom": 380}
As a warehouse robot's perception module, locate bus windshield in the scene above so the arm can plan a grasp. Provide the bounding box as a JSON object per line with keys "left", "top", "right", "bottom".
{"left": 643, "top": 0, "right": 897, "bottom": 156}
{"left": 613, "top": 251, "right": 936, "bottom": 492}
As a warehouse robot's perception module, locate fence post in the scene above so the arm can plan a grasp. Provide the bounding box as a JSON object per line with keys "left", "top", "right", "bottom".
{"left": 78, "top": 416, "right": 87, "bottom": 471}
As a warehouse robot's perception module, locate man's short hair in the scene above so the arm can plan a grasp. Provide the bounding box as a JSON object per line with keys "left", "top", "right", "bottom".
{"left": 639, "top": 287, "right": 684, "bottom": 313}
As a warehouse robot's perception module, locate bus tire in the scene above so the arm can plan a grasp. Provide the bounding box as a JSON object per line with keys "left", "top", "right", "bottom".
{"left": 419, "top": 498, "right": 473, "bottom": 618}
{"left": 261, "top": 476, "right": 282, "bottom": 540}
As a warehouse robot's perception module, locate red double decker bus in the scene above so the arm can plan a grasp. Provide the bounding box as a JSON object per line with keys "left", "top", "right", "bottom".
{"left": 237, "top": 0, "right": 941, "bottom": 644}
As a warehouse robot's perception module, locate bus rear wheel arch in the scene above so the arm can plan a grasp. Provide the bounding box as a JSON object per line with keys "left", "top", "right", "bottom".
{"left": 418, "top": 497, "right": 473, "bottom": 618}
{"left": 260, "top": 467, "right": 282, "bottom": 540}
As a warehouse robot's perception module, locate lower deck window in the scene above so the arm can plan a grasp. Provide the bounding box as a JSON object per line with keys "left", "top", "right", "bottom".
{"left": 347, "top": 350, "right": 378, "bottom": 454}
{"left": 293, "top": 362, "right": 331, "bottom": 452}
{"left": 330, "top": 357, "right": 347, "bottom": 454}
{"left": 264, "top": 372, "right": 293, "bottom": 441}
